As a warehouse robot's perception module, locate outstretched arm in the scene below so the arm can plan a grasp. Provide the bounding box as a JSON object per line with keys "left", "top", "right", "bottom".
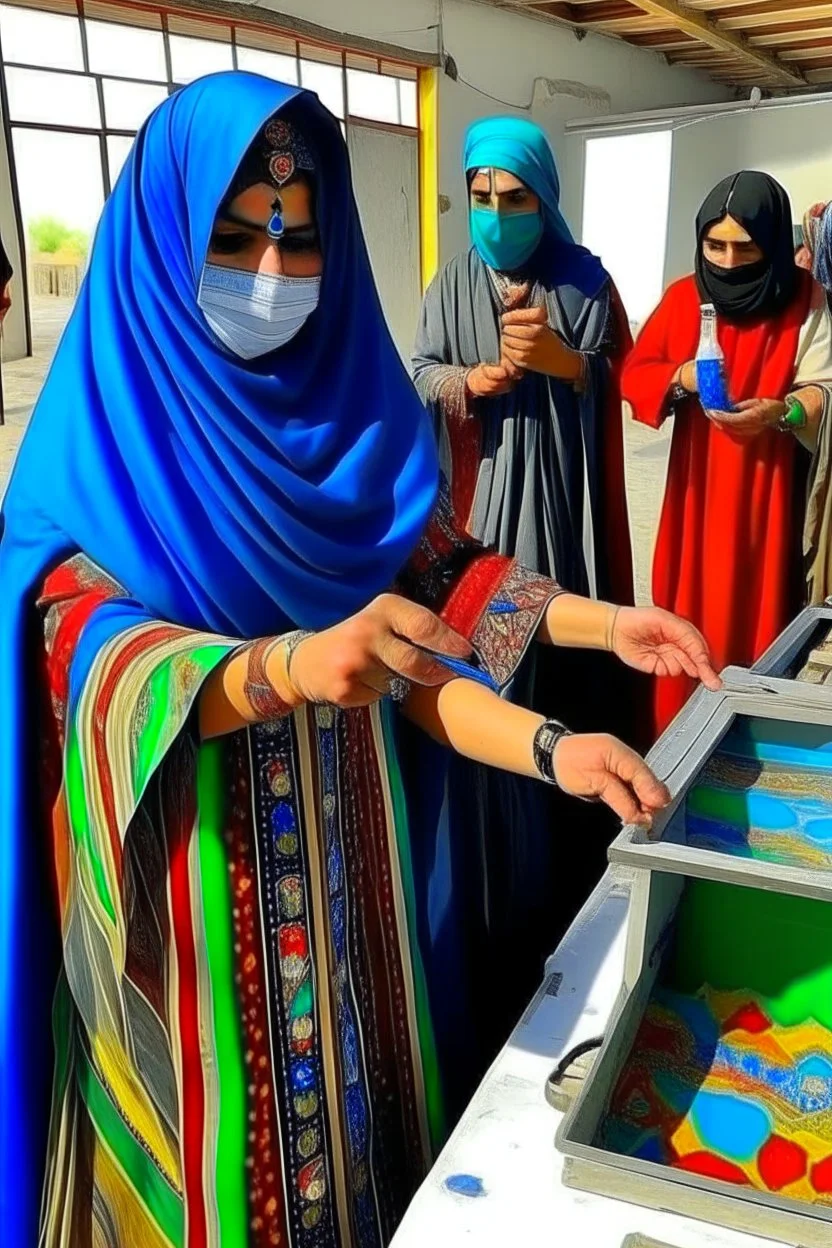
{"left": 403, "top": 678, "right": 670, "bottom": 828}
{"left": 538, "top": 594, "right": 721, "bottom": 690}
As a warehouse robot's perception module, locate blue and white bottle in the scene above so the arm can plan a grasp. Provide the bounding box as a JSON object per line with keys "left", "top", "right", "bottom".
{"left": 695, "top": 303, "right": 733, "bottom": 413}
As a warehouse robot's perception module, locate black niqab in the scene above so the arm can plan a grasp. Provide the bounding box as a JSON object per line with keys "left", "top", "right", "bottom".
{"left": 695, "top": 171, "right": 797, "bottom": 322}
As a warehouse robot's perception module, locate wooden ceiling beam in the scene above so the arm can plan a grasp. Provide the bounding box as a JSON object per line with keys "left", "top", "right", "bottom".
{"left": 532, "top": 0, "right": 641, "bottom": 21}
{"left": 749, "top": 20, "right": 832, "bottom": 45}
{"left": 627, "top": 28, "right": 699, "bottom": 46}
{"left": 779, "top": 40, "right": 832, "bottom": 60}
{"left": 610, "top": 0, "right": 805, "bottom": 83}
{"left": 714, "top": 0, "right": 832, "bottom": 26}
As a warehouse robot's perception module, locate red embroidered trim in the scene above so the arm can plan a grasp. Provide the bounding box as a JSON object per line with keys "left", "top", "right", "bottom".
{"left": 440, "top": 553, "right": 512, "bottom": 640}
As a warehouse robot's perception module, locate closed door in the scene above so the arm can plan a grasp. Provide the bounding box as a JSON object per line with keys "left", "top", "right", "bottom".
{"left": 347, "top": 121, "right": 421, "bottom": 368}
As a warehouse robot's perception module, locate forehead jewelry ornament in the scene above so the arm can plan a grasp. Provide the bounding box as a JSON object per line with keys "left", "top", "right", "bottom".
{"left": 266, "top": 195, "right": 285, "bottom": 241}
{"left": 266, "top": 151, "right": 297, "bottom": 241}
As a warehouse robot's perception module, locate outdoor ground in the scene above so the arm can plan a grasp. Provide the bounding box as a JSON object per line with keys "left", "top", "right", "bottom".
{"left": 0, "top": 295, "right": 671, "bottom": 604}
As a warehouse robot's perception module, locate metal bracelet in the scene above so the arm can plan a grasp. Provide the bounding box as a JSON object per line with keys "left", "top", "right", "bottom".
{"left": 533, "top": 719, "right": 573, "bottom": 786}
{"left": 243, "top": 638, "right": 292, "bottom": 722}
{"left": 283, "top": 629, "right": 314, "bottom": 685}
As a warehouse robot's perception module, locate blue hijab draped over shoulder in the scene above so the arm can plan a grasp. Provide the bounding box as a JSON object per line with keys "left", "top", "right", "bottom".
{"left": 0, "top": 72, "right": 437, "bottom": 1236}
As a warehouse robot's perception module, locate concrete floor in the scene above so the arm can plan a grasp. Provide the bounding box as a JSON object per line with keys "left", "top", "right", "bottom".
{"left": 1, "top": 295, "right": 71, "bottom": 499}
{"left": 0, "top": 296, "right": 671, "bottom": 604}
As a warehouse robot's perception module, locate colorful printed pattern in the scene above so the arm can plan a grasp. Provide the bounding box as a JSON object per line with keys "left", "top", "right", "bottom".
{"left": 40, "top": 571, "right": 238, "bottom": 1247}
{"left": 316, "top": 706, "right": 381, "bottom": 1248}
{"left": 602, "top": 880, "right": 832, "bottom": 1209}
{"left": 37, "top": 540, "right": 555, "bottom": 1246}
{"left": 685, "top": 717, "right": 832, "bottom": 871}
{"left": 250, "top": 714, "right": 340, "bottom": 1246}
{"left": 603, "top": 986, "right": 832, "bottom": 1201}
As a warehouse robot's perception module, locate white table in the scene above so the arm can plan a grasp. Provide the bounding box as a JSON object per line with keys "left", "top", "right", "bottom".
{"left": 392, "top": 868, "right": 788, "bottom": 1248}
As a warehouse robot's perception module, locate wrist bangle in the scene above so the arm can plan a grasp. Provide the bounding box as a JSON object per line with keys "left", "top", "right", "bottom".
{"left": 778, "top": 395, "right": 807, "bottom": 433}
{"left": 244, "top": 638, "right": 294, "bottom": 721}
{"left": 283, "top": 628, "right": 314, "bottom": 693}
{"left": 533, "top": 719, "right": 573, "bottom": 787}
{"left": 605, "top": 605, "right": 620, "bottom": 653}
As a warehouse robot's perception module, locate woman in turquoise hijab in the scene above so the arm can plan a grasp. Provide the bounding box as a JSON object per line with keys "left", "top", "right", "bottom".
{"left": 411, "top": 116, "right": 641, "bottom": 1115}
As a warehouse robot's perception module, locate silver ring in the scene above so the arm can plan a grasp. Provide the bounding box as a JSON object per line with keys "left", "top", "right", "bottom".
{"left": 388, "top": 677, "right": 411, "bottom": 704}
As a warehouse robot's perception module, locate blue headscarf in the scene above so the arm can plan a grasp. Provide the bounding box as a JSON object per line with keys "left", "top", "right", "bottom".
{"left": 0, "top": 71, "right": 437, "bottom": 1237}
{"left": 463, "top": 115, "right": 608, "bottom": 297}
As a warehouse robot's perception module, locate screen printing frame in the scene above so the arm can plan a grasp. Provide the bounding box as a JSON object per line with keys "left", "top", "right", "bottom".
{"left": 609, "top": 683, "right": 832, "bottom": 903}
{"left": 752, "top": 602, "right": 832, "bottom": 679}
{"left": 556, "top": 869, "right": 832, "bottom": 1248}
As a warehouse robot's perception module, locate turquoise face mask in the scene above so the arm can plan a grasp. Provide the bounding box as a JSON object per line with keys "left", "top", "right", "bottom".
{"left": 470, "top": 206, "right": 544, "bottom": 272}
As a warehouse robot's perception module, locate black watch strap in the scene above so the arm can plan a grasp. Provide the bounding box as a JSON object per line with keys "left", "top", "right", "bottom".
{"left": 534, "top": 719, "right": 573, "bottom": 786}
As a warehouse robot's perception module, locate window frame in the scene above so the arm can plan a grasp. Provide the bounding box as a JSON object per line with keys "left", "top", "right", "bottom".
{"left": 0, "top": 0, "right": 425, "bottom": 358}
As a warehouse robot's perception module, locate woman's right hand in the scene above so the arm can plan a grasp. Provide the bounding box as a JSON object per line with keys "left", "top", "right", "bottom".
{"left": 288, "top": 593, "right": 472, "bottom": 709}
{"left": 466, "top": 362, "right": 518, "bottom": 399}
{"left": 553, "top": 732, "right": 670, "bottom": 828}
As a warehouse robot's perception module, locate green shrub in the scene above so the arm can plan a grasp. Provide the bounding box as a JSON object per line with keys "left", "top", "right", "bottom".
{"left": 28, "top": 217, "right": 89, "bottom": 258}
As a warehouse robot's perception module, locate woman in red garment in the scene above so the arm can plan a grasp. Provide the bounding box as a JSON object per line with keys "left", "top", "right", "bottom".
{"left": 623, "top": 172, "right": 832, "bottom": 737}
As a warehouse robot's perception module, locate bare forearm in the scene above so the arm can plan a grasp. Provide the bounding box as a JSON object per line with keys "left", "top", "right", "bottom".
{"left": 404, "top": 680, "right": 545, "bottom": 777}
{"left": 536, "top": 593, "right": 617, "bottom": 650}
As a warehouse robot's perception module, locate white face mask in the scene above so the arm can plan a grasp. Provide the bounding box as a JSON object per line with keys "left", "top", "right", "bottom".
{"left": 198, "top": 262, "right": 321, "bottom": 360}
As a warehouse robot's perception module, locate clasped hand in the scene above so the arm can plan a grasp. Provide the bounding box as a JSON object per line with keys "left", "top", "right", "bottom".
{"left": 465, "top": 306, "right": 578, "bottom": 398}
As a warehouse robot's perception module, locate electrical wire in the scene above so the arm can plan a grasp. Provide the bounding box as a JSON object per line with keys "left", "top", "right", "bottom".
{"left": 452, "top": 71, "right": 534, "bottom": 111}
{"left": 550, "top": 1035, "right": 605, "bottom": 1085}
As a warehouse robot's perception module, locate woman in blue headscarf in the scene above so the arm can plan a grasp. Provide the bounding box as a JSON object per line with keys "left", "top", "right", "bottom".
{"left": 0, "top": 75, "right": 718, "bottom": 1245}
{"left": 411, "top": 117, "right": 643, "bottom": 1107}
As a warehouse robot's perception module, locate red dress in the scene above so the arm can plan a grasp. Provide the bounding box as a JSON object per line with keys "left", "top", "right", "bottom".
{"left": 622, "top": 272, "right": 813, "bottom": 738}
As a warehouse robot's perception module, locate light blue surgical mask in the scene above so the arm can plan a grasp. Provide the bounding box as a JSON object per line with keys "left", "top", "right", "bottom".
{"left": 198, "top": 262, "right": 321, "bottom": 359}
{"left": 470, "top": 207, "right": 543, "bottom": 272}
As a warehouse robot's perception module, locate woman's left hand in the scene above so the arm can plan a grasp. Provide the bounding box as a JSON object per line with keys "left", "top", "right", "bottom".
{"left": 501, "top": 306, "right": 580, "bottom": 379}
{"left": 707, "top": 398, "right": 785, "bottom": 437}
{"left": 611, "top": 606, "right": 722, "bottom": 690}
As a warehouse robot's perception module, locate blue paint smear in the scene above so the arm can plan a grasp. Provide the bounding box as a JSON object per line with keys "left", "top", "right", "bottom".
{"left": 745, "top": 793, "right": 796, "bottom": 832}
{"left": 806, "top": 818, "right": 832, "bottom": 845}
{"left": 690, "top": 1090, "right": 771, "bottom": 1161}
{"left": 445, "top": 1173, "right": 486, "bottom": 1198}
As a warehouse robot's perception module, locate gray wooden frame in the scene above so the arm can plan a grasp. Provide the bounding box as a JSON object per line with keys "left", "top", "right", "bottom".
{"left": 609, "top": 684, "right": 832, "bottom": 903}
{"left": 555, "top": 869, "right": 832, "bottom": 1247}
{"left": 752, "top": 601, "right": 832, "bottom": 678}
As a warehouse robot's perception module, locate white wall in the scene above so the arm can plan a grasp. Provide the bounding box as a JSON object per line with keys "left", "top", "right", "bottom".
{"left": 0, "top": 89, "right": 26, "bottom": 360}
{"left": 257, "top": 0, "right": 729, "bottom": 262}
{"left": 664, "top": 100, "right": 832, "bottom": 284}
{"left": 348, "top": 123, "right": 421, "bottom": 362}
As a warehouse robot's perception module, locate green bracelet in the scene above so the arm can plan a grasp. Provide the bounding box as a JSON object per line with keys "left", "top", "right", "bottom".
{"left": 778, "top": 398, "right": 806, "bottom": 433}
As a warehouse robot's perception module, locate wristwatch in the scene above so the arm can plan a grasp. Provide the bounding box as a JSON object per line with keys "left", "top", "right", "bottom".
{"left": 533, "top": 719, "right": 573, "bottom": 786}
{"left": 778, "top": 394, "right": 807, "bottom": 434}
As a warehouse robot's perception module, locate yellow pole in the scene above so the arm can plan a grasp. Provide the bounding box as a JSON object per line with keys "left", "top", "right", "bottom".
{"left": 418, "top": 67, "right": 440, "bottom": 293}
